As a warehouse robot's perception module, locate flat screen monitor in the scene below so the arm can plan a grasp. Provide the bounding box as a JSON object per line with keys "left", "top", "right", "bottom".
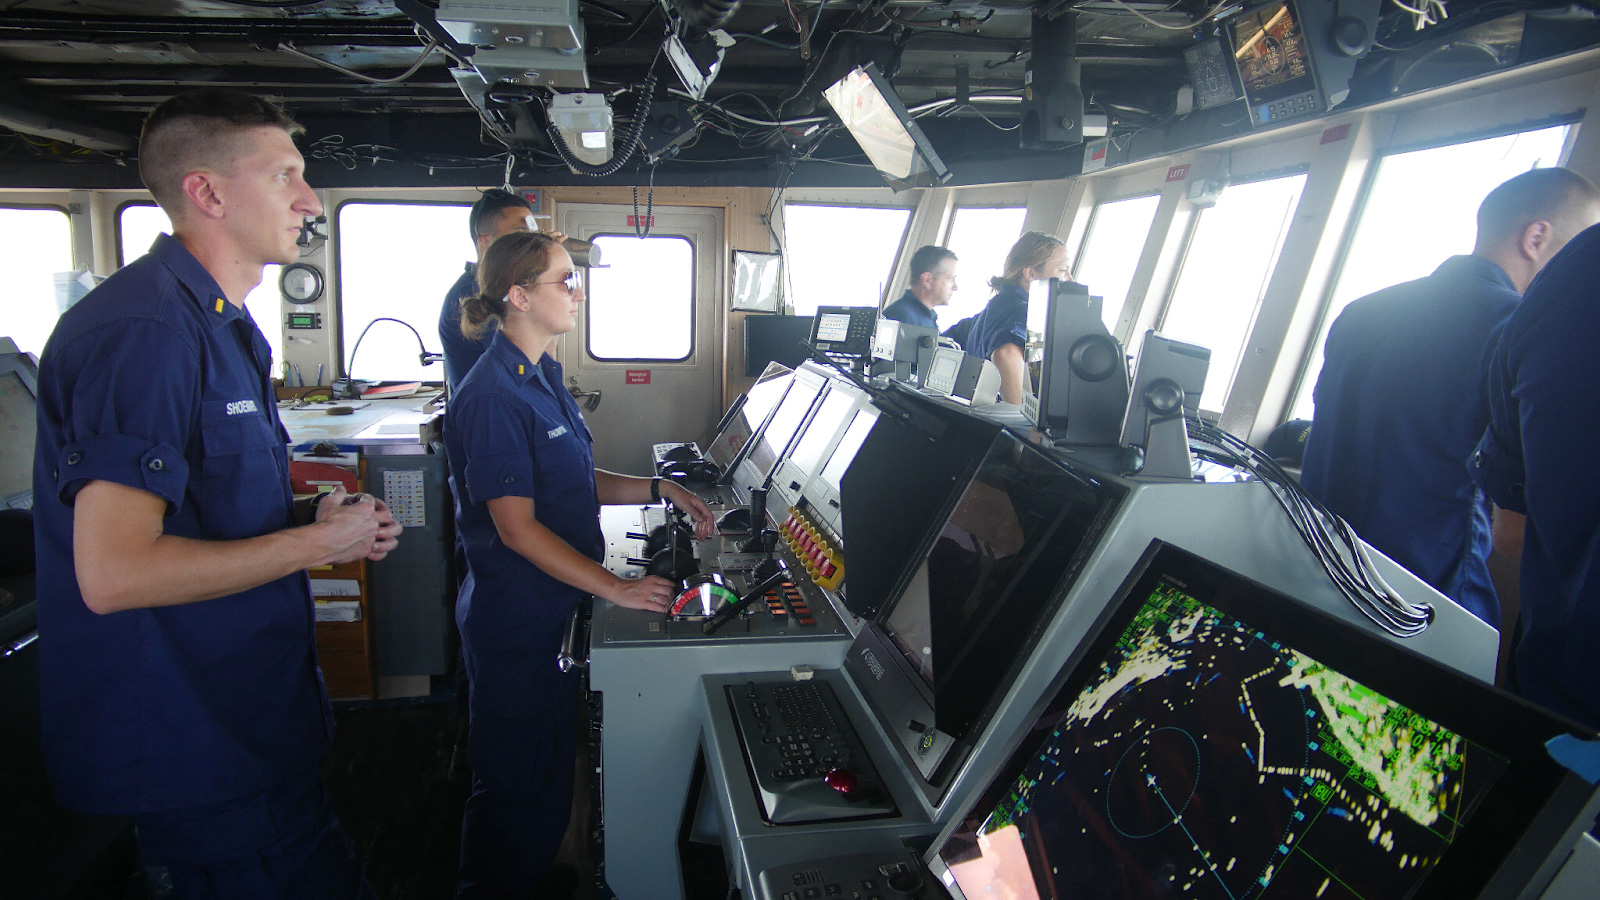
{"left": 786, "top": 387, "right": 857, "bottom": 482}
{"left": 822, "top": 63, "right": 953, "bottom": 191}
{"left": 879, "top": 433, "right": 1122, "bottom": 743}
{"left": 1, "top": 350, "right": 40, "bottom": 508}
{"left": 937, "top": 541, "right": 1600, "bottom": 900}
{"left": 707, "top": 366, "right": 793, "bottom": 481}
{"left": 744, "top": 369, "right": 826, "bottom": 484}
{"left": 820, "top": 408, "right": 875, "bottom": 494}
{"left": 745, "top": 315, "right": 816, "bottom": 377}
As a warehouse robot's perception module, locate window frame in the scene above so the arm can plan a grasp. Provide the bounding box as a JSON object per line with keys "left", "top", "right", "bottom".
{"left": 1156, "top": 166, "right": 1311, "bottom": 412}
{"left": 332, "top": 197, "right": 473, "bottom": 379}
{"left": 0, "top": 202, "right": 76, "bottom": 359}
{"left": 116, "top": 199, "right": 162, "bottom": 267}
{"left": 583, "top": 230, "right": 697, "bottom": 364}
{"left": 1072, "top": 191, "right": 1161, "bottom": 326}
{"left": 779, "top": 201, "right": 915, "bottom": 314}
{"left": 1283, "top": 116, "right": 1581, "bottom": 422}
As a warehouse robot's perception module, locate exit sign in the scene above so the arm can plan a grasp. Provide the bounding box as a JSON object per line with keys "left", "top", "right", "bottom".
{"left": 627, "top": 215, "right": 654, "bottom": 227}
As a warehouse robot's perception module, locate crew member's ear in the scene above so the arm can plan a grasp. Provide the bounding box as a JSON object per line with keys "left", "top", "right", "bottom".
{"left": 1521, "top": 219, "right": 1555, "bottom": 262}
{"left": 182, "top": 171, "right": 225, "bottom": 220}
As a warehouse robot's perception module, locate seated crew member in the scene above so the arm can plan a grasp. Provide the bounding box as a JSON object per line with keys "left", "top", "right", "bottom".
{"left": 963, "top": 231, "right": 1071, "bottom": 405}
{"left": 1473, "top": 217, "right": 1600, "bottom": 734}
{"left": 445, "top": 231, "right": 715, "bottom": 897}
{"left": 32, "top": 88, "right": 401, "bottom": 898}
{"left": 882, "top": 245, "right": 957, "bottom": 330}
{"left": 1301, "top": 168, "right": 1600, "bottom": 629}
{"left": 437, "top": 189, "right": 569, "bottom": 393}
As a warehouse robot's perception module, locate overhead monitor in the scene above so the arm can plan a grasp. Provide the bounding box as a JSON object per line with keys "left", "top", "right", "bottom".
{"left": 1230, "top": 0, "right": 1377, "bottom": 127}
{"left": 1, "top": 347, "right": 40, "bottom": 510}
{"left": 936, "top": 540, "right": 1600, "bottom": 900}
{"left": 822, "top": 63, "right": 953, "bottom": 191}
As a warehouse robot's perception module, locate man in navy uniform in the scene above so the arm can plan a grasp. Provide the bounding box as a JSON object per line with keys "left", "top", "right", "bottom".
{"left": 882, "top": 245, "right": 957, "bottom": 331}
{"left": 1302, "top": 168, "right": 1600, "bottom": 629}
{"left": 438, "top": 188, "right": 536, "bottom": 393}
{"left": 1474, "top": 218, "right": 1600, "bottom": 731}
{"left": 32, "top": 89, "right": 401, "bottom": 898}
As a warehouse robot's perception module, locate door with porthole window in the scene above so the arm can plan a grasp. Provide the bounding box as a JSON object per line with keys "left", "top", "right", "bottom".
{"left": 557, "top": 204, "right": 723, "bottom": 474}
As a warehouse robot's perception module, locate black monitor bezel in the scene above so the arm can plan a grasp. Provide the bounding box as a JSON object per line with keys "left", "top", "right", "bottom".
{"left": 822, "top": 62, "right": 953, "bottom": 191}
{"left": 1229, "top": 0, "right": 1323, "bottom": 109}
{"left": 939, "top": 539, "right": 1599, "bottom": 899}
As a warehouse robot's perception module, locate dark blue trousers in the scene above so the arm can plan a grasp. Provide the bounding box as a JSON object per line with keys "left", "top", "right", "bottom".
{"left": 132, "top": 765, "right": 374, "bottom": 900}
{"left": 456, "top": 645, "right": 580, "bottom": 899}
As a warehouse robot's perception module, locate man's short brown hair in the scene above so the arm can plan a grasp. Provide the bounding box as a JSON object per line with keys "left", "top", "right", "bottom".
{"left": 1477, "top": 166, "right": 1600, "bottom": 248}
{"left": 138, "top": 89, "right": 304, "bottom": 215}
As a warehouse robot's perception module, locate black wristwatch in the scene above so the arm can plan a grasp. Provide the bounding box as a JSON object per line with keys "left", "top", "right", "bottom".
{"left": 650, "top": 477, "right": 663, "bottom": 503}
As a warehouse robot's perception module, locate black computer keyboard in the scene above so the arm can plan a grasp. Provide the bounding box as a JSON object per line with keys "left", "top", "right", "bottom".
{"left": 727, "top": 680, "right": 897, "bottom": 825}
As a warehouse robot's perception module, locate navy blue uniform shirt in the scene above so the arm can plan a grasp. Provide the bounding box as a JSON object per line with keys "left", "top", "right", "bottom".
{"left": 32, "top": 234, "right": 330, "bottom": 815}
{"left": 439, "top": 262, "right": 491, "bottom": 393}
{"left": 882, "top": 290, "right": 939, "bottom": 330}
{"left": 1473, "top": 223, "right": 1600, "bottom": 729}
{"left": 444, "top": 333, "right": 600, "bottom": 691}
{"left": 965, "top": 282, "right": 1030, "bottom": 361}
{"left": 1301, "top": 255, "right": 1517, "bottom": 627}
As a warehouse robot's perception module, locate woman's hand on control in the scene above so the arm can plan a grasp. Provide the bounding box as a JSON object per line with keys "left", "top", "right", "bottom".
{"left": 663, "top": 482, "right": 716, "bottom": 540}
{"left": 604, "top": 574, "right": 676, "bottom": 613}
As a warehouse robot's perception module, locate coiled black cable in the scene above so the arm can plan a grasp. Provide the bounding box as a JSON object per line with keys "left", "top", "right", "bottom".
{"left": 544, "top": 68, "right": 658, "bottom": 177}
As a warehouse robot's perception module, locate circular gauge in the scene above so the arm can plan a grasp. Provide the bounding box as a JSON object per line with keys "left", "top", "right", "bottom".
{"left": 279, "top": 262, "right": 324, "bottom": 306}
{"left": 670, "top": 575, "right": 738, "bottom": 618}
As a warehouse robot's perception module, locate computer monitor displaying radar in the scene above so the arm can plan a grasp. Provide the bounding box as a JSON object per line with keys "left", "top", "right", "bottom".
{"left": 937, "top": 540, "right": 1599, "bottom": 900}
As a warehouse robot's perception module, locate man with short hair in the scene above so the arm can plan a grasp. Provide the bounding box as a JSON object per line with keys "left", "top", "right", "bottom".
{"left": 438, "top": 189, "right": 535, "bottom": 392}
{"left": 33, "top": 88, "right": 400, "bottom": 898}
{"left": 883, "top": 245, "right": 957, "bottom": 330}
{"left": 1301, "top": 167, "right": 1600, "bottom": 630}
{"left": 1473, "top": 218, "right": 1600, "bottom": 731}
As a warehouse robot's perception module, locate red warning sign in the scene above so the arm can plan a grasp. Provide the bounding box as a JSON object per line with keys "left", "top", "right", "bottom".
{"left": 625, "top": 370, "right": 651, "bottom": 385}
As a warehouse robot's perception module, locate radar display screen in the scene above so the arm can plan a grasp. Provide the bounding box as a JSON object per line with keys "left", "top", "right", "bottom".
{"left": 938, "top": 541, "right": 1586, "bottom": 900}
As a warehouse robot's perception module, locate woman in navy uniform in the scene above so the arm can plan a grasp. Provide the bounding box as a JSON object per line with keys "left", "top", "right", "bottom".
{"left": 444, "top": 231, "right": 714, "bottom": 897}
{"left": 964, "top": 231, "right": 1070, "bottom": 405}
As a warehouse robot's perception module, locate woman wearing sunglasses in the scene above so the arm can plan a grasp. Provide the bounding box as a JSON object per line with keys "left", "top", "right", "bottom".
{"left": 445, "top": 230, "right": 714, "bottom": 897}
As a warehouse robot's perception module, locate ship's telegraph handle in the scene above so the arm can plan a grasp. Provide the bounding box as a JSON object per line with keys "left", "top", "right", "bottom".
{"left": 670, "top": 573, "right": 738, "bottom": 619}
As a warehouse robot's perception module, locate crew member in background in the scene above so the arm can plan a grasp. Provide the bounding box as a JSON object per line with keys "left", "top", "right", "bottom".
{"left": 1474, "top": 216, "right": 1600, "bottom": 733}
{"left": 882, "top": 245, "right": 958, "bottom": 330}
{"left": 446, "top": 231, "right": 714, "bottom": 897}
{"left": 964, "top": 231, "right": 1070, "bottom": 405}
{"left": 437, "top": 188, "right": 534, "bottom": 393}
{"left": 1301, "top": 168, "right": 1600, "bottom": 630}
{"left": 32, "top": 89, "right": 401, "bottom": 898}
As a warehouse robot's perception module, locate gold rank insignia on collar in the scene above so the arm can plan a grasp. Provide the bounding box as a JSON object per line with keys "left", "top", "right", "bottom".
{"left": 214, "top": 298, "right": 225, "bottom": 314}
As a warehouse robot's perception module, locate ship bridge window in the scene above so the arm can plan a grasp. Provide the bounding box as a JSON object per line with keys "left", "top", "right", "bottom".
{"left": 1159, "top": 173, "right": 1308, "bottom": 413}
{"left": 120, "top": 202, "right": 286, "bottom": 378}
{"left": 1072, "top": 194, "right": 1161, "bottom": 333}
{"left": 942, "top": 206, "right": 1028, "bottom": 333}
{"left": 782, "top": 204, "right": 911, "bottom": 317}
{"left": 336, "top": 201, "right": 471, "bottom": 383}
{"left": 586, "top": 233, "right": 693, "bottom": 361}
{"left": 1288, "top": 123, "right": 1575, "bottom": 421}
{"left": 0, "top": 206, "right": 72, "bottom": 358}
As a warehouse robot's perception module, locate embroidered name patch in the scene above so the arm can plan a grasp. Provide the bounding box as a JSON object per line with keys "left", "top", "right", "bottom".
{"left": 547, "top": 425, "right": 569, "bottom": 439}
{"left": 225, "top": 400, "right": 259, "bottom": 415}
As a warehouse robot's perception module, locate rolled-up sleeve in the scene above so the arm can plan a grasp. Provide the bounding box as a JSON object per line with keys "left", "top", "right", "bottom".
{"left": 455, "top": 393, "right": 537, "bottom": 505}
{"left": 53, "top": 320, "right": 198, "bottom": 512}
